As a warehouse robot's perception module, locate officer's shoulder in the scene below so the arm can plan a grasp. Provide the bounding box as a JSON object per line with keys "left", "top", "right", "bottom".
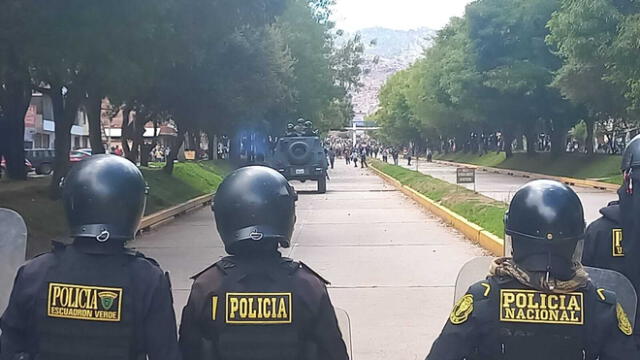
{"left": 590, "top": 286, "right": 617, "bottom": 306}
{"left": 20, "top": 251, "right": 56, "bottom": 272}
{"left": 191, "top": 257, "right": 235, "bottom": 280}
{"left": 287, "top": 259, "right": 331, "bottom": 285}
{"left": 465, "top": 278, "right": 494, "bottom": 301}
{"left": 16, "top": 243, "right": 64, "bottom": 278}
{"left": 124, "top": 249, "right": 164, "bottom": 272}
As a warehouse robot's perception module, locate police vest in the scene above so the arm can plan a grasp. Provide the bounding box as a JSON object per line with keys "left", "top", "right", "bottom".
{"left": 35, "top": 246, "right": 138, "bottom": 360}
{"left": 205, "top": 256, "right": 310, "bottom": 360}
{"left": 467, "top": 277, "right": 605, "bottom": 360}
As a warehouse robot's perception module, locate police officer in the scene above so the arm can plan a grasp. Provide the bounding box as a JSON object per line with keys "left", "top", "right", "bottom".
{"left": 285, "top": 123, "right": 296, "bottom": 137}
{"left": 581, "top": 136, "right": 640, "bottom": 277}
{"left": 583, "top": 199, "right": 623, "bottom": 272}
{"left": 584, "top": 135, "right": 640, "bottom": 333}
{"left": 178, "top": 166, "right": 349, "bottom": 360}
{"left": 0, "top": 155, "right": 180, "bottom": 360}
{"left": 425, "top": 180, "right": 638, "bottom": 360}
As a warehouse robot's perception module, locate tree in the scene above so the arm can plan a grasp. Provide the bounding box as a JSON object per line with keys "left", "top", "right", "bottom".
{"left": 0, "top": 0, "right": 37, "bottom": 180}
{"left": 466, "top": 0, "right": 572, "bottom": 155}
{"left": 547, "top": 0, "right": 630, "bottom": 154}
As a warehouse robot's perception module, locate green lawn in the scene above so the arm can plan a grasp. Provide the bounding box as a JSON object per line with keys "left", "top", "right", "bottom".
{"left": 143, "top": 160, "right": 231, "bottom": 214}
{"left": 372, "top": 160, "right": 507, "bottom": 237}
{"left": 0, "top": 160, "right": 231, "bottom": 257}
{"left": 434, "top": 152, "right": 622, "bottom": 183}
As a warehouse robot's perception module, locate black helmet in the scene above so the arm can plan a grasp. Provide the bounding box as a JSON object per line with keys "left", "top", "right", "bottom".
{"left": 504, "top": 180, "right": 585, "bottom": 280}
{"left": 212, "top": 166, "right": 297, "bottom": 254}
{"left": 62, "top": 154, "right": 147, "bottom": 242}
{"left": 304, "top": 120, "right": 313, "bottom": 128}
{"left": 621, "top": 134, "right": 640, "bottom": 171}
{"left": 287, "top": 123, "right": 294, "bottom": 130}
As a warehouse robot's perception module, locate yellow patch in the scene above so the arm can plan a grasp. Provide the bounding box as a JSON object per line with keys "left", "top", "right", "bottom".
{"left": 612, "top": 228, "right": 624, "bottom": 257}
{"left": 47, "top": 283, "right": 122, "bottom": 322}
{"left": 481, "top": 283, "right": 491, "bottom": 297}
{"left": 499, "top": 289, "right": 583, "bottom": 325}
{"left": 617, "top": 303, "right": 633, "bottom": 336}
{"left": 450, "top": 294, "right": 473, "bottom": 325}
{"left": 211, "top": 296, "right": 218, "bottom": 320}
{"left": 226, "top": 293, "right": 292, "bottom": 324}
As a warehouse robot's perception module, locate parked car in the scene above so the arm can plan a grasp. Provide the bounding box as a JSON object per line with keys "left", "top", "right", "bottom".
{"left": 25, "top": 148, "right": 56, "bottom": 175}
{"left": 0, "top": 157, "right": 33, "bottom": 176}
{"left": 69, "top": 149, "right": 92, "bottom": 163}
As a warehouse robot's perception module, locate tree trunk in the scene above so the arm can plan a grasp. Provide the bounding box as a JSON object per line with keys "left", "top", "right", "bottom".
{"left": 207, "top": 133, "right": 215, "bottom": 160}
{"left": 49, "top": 86, "right": 82, "bottom": 198}
{"left": 121, "top": 107, "right": 132, "bottom": 158}
{"left": 550, "top": 121, "right": 569, "bottom": 156}
{"left": 87, "top": 94, "right": 105, "bottom": 154}
{"left": 523, "top": 123, "right": 537, "bottom": 156}
{"left": 0, "top": 66, "right": 31, "bottom": 180}
{"left": 503, "top": 130, "right": 514, "bottom": 158}
{"left": 585, "top": 118, "right": 595, "bottom": 156}
{"left": 128, "top": 113, "right": 148, "bottom": 164}
{"left": 163, "top": 127, "right": 185, "bottom": 174}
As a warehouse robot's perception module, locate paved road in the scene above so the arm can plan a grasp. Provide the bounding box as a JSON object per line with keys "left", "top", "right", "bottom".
{"left": 132, "top": 161, "right": 484, "bottom": 359}
{"left": 399, "top": 159, "right": 616, "bottom": 223}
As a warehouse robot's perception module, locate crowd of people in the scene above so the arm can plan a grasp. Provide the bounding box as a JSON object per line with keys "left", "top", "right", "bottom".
{"left": 324, "top": 136, "right": 413, "bottom": 169}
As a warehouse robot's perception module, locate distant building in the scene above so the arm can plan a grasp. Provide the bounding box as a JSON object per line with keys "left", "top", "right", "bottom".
{"left": 101, "top": 100, "right": 177, "bottom": 151}
{"left": 23, "top": 93, "right": 90, "bottom": 150}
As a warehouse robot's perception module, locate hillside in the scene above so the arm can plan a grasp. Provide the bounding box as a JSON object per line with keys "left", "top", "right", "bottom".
{"left": 348, "top": 27, "right": 435, "bottom": 116}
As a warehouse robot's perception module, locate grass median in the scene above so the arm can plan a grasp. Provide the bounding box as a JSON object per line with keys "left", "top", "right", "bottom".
{"left": 0, "top": 160, "right": 231, "bottom": 257}
{"left": 434, "top": 152, "right": 622, "bottom": 184}
{"left": 371, "top": 159, "right": 507, "bottom": 238}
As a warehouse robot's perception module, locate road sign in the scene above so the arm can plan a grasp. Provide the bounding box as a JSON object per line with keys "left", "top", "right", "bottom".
{"left": 456, "top": 168, "right": 475, "bottom": 184}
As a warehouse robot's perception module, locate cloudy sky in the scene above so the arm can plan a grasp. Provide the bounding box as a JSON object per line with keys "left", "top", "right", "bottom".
{"left": 331, "top": 0, "right": 473, "bottom": 31}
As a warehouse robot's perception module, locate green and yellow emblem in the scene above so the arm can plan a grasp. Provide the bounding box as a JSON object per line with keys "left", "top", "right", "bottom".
{"left": 98, "top": 291, "right": 118, "bottom": 311}
{"left": 450, "top": 294, "right": 473, "bottom": 325}
{"left": 617, "top": 303, "right": 633, "bottom": 336}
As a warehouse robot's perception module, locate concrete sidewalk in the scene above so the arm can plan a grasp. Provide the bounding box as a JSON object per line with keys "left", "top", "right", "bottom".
{"left": 131, "top": 161, "right": 484, "bottom": 359}
{"left": 400, "top": 159, "right": 616, "bottom": 223}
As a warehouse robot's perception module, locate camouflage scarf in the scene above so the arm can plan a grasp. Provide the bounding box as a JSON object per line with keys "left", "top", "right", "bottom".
{"left": 489, "top": 257, "right": 589, "bottom": 293}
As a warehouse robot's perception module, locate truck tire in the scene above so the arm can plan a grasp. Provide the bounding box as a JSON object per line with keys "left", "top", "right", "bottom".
{"left": 317, "top": 174, "right": 327, "bottom": 194}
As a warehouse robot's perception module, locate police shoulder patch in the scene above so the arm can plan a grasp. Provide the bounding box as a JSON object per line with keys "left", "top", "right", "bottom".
{"left": 616, "top": 303, "right": 633, "bottom": 336}
{"left": 450, "top": 294, "right": 473, "bottom": 325}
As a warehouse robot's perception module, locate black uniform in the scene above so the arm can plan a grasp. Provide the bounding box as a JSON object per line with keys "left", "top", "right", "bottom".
{"left": 179, "top": 254, "right": 348, "bottom": 360}
{"left": 583, "top": 202, "right": 625, "bottom": 273}
{"left": 0, "top": 243, "right": 180, "bottom": 360}
{"left": 426, "top": 275, "right": 637, "bottom": 360}
{"left": 1, "top": 154, "right": 180, "bottom": 360}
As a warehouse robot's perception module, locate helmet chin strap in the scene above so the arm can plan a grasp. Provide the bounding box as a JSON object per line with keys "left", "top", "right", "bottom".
{"left": 546, "top": 252, "right": 554, "bottom": 290}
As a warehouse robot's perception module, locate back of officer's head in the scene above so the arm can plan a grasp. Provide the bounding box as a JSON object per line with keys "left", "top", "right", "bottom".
{"left": 212, "top": 166, "right": 297, "bottom": 256}
{"left": 62, "top": 154, "right": 147, "bottom": 249}
{"left": 504, "top": 180, "right": 585, "bottom": 280}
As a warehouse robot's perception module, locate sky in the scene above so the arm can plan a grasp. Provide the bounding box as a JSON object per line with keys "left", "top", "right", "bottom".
{"left": 331, "top": 0, "right": 473, "bottom": 32}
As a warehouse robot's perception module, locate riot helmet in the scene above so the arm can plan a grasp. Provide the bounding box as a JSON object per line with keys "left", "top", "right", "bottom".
{"left": 62, "top": 154, "right": 147, "bottom": 243}
{"left": 504, "top": 180, "right": 585, "bottom": 280}
{"left": 296, "top": 118, "right": 305, "bottom": 125}
{"left": 212, "top": 166, "right": 297, "bottom": 255}
{"left": 304, "top": 121, "right": 313, "bottom": 128}
{"left": 287, "top": 123, "right": 294, "bottom": 130}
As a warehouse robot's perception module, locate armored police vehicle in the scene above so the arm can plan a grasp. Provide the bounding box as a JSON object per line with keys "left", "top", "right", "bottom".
{"left": 267, "top": 120, "right": 328, "bottom": 193}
